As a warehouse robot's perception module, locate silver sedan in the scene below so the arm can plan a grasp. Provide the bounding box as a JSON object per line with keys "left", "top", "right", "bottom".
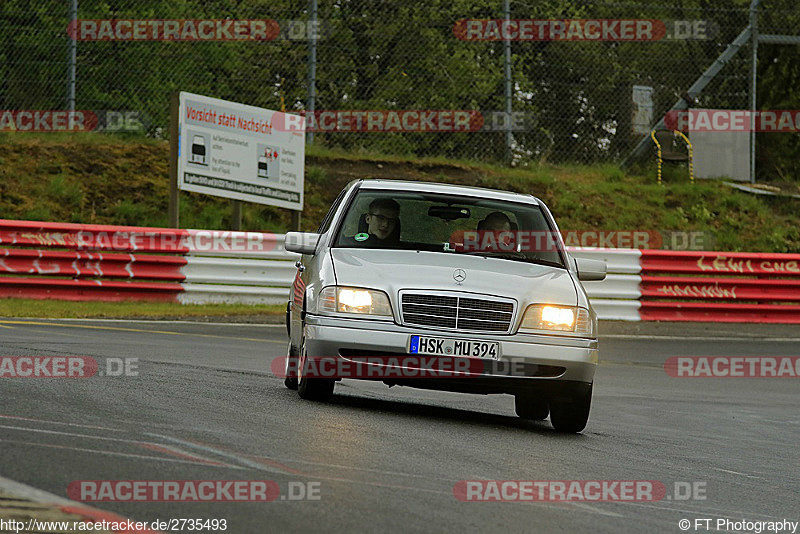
{"left": 284, "top": 179, "right": 605, "bottom": 433}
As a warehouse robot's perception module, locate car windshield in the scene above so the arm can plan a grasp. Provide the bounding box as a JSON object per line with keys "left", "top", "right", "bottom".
{"left": 333, "top": 189, "right": 565, "bottom": 268}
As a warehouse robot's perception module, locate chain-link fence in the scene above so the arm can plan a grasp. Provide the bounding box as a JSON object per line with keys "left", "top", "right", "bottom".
{"left": 1, "top": 0, "right": 797, "bottom": 173}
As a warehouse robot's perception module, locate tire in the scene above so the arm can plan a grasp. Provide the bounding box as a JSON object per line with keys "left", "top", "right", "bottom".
{"left": 514, "top": 394, "right": 549, "bottom": 420}
{"left": 285, "top": 302, "right": 292, "bottom": 338}
{"left": 297, "top": 329, "right": 335, "bottom": 402}
{"left": 284, "top": 342, "right": 298, "bottom": 390}
{"left": 549, "top": 383, "right": 592, "bottom": 433}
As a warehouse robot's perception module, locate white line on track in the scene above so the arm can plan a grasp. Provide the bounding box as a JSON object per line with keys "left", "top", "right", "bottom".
{"left": 0, "top": 424, "right": 236, "bottom": 467}
{"left": 0, "top": 317, "right": 284, "bottom": 327}
{"left": 245, "top": 454, "right": 456, "bottom": 481}
{"left": 0, "top": 438, "right": 240, "bottom": 468}
{"left": 569, "top": 502, "right": 625, "bottom": 517}
{"left": 601, "top": 334, "right": 800, "bottom": 342}
{"left": 0, "top": 414, "right": 123, "bottom": 432}
{"left": 0, "top": 319, "right": 281, "bottom": 343}
{"left": 0, "top": 424, "right": 140, "bottom": 442}
{"left": 145, "top": 433, "right": 293, "bottom": 475}
{"left": 141, "top": 435, "right": 652, "bottom": 518}
{"left": 708, "top": 467, "right": 759, "bottom": 478}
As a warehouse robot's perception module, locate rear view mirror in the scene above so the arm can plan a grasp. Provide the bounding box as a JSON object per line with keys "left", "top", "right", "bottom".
{"left": 284, "top": 232, "right": 320, "bottom": 255}
{"left": 428, "top": 206, "right": 470, "bottom": 221}
{"left": 575, "top": 258, "right": 607, "bottom": 281}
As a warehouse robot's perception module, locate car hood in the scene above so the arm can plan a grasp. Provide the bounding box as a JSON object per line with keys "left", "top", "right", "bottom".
{"left": 331, "top": 248, "right": 578, "bottom": 307}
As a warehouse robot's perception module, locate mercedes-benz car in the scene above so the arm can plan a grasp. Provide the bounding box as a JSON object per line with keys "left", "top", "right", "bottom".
{"left": 283, "top": 179, "right": 606, "bottom": 433}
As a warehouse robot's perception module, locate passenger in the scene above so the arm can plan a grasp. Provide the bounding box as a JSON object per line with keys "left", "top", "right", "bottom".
{"left": 478, "top": 211, "right": 513, "bottom": 250}
{"left": 480, "top": 211, "right": 512, "bottom": 232}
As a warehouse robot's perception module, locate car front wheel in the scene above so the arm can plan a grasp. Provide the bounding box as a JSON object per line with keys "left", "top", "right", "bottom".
{"left": 284, "top": 342, "right": 298, "bottom": 390}
{"left": 549, "top": 383, "right": 592, "bottom": 433}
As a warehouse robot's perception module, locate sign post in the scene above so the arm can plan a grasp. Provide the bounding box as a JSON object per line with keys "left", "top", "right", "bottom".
{"left": 232, "top": 200, "right": 242, "bottom": 230}
{"left": 168, "top": 91, "right": 180, "bottom": 228}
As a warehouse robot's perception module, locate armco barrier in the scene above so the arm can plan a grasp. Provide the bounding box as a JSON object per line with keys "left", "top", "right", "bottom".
{"left": 0, "top": 248, "right": 186, "bottom": 280}
{"left": 572, "top": 248, "right": 800, "bottom": 323}
{"left": 636, "top": 250, "right": 800, "bottom": 323}
{"left": 0, "top": 220, "right": 297, "bottom": 304}
{"left": 2, "top": 219, "right": 799, "bottom": 322}
{"left": 0, "top": 277, "right": 184, "bottom": 302}
{"left": 566, "top": 248, "right": 643, "bottom": 321}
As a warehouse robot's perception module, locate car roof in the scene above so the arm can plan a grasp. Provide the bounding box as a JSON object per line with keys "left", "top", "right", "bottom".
{"left": 355, "top": 179, "right": 540, "bottom": 205}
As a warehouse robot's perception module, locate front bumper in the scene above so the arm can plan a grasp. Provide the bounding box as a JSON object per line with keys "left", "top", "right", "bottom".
{"left": 303, "top": 314, "right": 597, "bottom": 396}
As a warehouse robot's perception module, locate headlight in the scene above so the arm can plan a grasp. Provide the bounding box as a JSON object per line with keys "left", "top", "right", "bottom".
{"left": 520, "top": 304, "right": 593, "bottom": 337}
{"left": 319, "top": 286, "right": 393, "bottom": 318}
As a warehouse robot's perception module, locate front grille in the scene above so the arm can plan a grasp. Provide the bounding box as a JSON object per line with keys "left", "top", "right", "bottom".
{"left": 401, "top": 293, "right": 514, "bottom": 333}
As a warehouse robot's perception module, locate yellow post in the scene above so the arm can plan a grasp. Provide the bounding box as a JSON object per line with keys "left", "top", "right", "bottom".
{"left": 651, "top": 129, "right": 694, "bottom": 185}
{"left": 650, "top": 129, "right": 662, "bottom": 186}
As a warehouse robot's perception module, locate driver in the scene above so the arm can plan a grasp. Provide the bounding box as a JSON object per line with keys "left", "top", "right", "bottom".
{"left": 365, "top": 198, "right": 400, "bottom": 242}
{"left": 339, "top": 198, "right": 401, "bottom": 247}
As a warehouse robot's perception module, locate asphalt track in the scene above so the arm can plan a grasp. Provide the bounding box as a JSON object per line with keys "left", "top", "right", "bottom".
{"left": 0, "top": 318, "right": 798, "bottom": 533}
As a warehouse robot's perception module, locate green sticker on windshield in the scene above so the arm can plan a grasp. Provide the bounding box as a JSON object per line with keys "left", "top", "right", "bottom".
{"left": 354, "top": 233, "right": 369, "bottom": 242}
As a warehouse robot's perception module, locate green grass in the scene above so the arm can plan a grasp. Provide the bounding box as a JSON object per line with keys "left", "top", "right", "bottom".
{"left": 0, "top": 133, "right": 798, "bottom": 255}
{"left": 0, "top": 299, "right": 284, "bottom": 320}
{"left": 0, "top": 131, "right": 165, "bottom": 146}
{"left": 305, "top": 142, "right": 488, "bottom": 168}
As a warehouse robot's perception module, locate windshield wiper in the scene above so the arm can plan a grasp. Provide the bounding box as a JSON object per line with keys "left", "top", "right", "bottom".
{"left": 460, "top": 250, "right": 564, "bottom": 268}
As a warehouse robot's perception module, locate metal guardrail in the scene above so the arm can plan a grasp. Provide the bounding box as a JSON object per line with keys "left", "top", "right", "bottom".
{"left": 0, "top": 220, "right": 297, "bottom": 304}
{"left": 568, "top": 248, "right": 643, "bottom": 321}
{"left": 572, "top": 248, "right": 800, "bottom": 323}
{"left": 636, "top": 250, "right": 800, "bottom": 323}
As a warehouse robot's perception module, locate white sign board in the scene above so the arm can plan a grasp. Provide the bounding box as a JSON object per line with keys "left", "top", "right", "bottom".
{"left": 632, "top": 85, "right": 654, "bottom": 135}
{"left": 690, "top": 109, "right": 750, "bottom": 182}
{"left": 178, "top": 92, "right": 305, "bottom": 210}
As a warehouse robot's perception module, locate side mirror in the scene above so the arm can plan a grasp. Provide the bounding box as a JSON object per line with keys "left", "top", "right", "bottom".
{"left": 575, "top": 258, "right": 607, "bottom": 281}
{"left": 284, "top": 232, "right": 320, "bottom": 255}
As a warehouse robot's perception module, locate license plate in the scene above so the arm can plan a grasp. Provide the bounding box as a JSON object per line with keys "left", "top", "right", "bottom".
{"left": 409, "top": 335, "right": 500, "bottom": 360}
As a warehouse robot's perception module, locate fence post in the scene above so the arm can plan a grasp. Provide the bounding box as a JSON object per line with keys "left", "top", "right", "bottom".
{"left": 749, "top": 0, "right": 760, "bottom": 184}
{"left": 67, "top": 0, "right": 77, "bottom": 111}
{"left": 503, "top": 0, "right": 512, "bottom": 164}
{"left": 307, "top": 0, "right": 318, "bottom": 145}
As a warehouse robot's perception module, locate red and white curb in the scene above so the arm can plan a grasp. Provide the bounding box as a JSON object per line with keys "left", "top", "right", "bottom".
{"left": 0, "top": 475, "right": 161, "bottom": 533}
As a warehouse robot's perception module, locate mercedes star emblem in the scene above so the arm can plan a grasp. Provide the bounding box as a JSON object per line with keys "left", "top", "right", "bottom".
{"left": 453, "top": 269, "right": 466, "bottom": 284}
